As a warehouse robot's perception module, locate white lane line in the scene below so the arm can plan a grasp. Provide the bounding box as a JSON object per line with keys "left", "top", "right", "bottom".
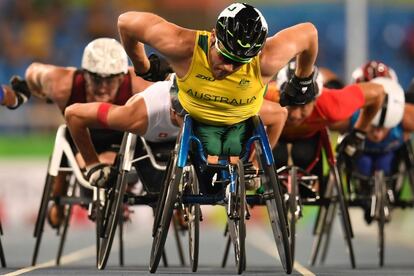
{"left": 246, "top": 227, "right": 315, "bottom": 276}
{"left": 3, "top": 231, "right": 152, "bottom": 276}
{"left": 3, "top": 245, "right": 95, "bottom": 276}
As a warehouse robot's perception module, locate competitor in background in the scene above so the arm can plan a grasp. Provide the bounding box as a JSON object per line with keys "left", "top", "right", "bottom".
{"left": 339, "top": 61, "right": 414, "bottom": 222}
{"left": 262, "top": 61, "right": 388, "bottom": 193}
{"left": 1, "top": 37, "right": 172, "bottom": 227}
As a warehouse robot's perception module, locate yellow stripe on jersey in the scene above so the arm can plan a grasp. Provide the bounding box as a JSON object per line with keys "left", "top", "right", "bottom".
{"left": 177, "top": 31, "right": 265, "bottom": 126}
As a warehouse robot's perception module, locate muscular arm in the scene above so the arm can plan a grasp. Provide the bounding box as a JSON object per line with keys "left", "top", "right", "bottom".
{"left": 259, "top": 100, "right": 287, "bottom": 148}
{"left": 260, "top": 22, "right": 318, "bottom": 83}
{"left": 117, "top": 11, "right": 195, "bottom": 77}
{"left": 64, "top": 95, "right": 148, "bottom": 166}
{"left": 25, "top": 63, "right": 74, "bottom": 110}
{"left": 402, "top": 103, "right": 414, "bottom": 132}
{"left": 353, "top": 82, "right": 385, "bottom": 131}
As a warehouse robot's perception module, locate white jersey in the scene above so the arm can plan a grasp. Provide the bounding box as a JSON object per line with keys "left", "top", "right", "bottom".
{"left": 139, "top": 79, "right": 180, "bottom": 142}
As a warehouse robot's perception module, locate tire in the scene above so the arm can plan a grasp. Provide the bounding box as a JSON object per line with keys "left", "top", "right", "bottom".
{"left": 375, "top": 171, "right": 386, "bottom": 267}
{"left": 0, "top": 221, "right": 6, "bottom": 267}
{"left": 331, "top": 165, "right": 356, "bottom": 268}
{"left": 97, "top": 170, "right": 128, "bottom": 270}
{"left": 32, "top": 171, "right": 55, "bottom": 266}
{"left": 228, "top": 160, "right": 246, "bottom": 274}
{"left": 186, "top": 167, "right": 200, "bottom": 272}
{"left": 255, "top": 141, "right": 292, "bottom": 274}
{"left": 287, "top": 166, "right": 298, "bottom": 263}
{"left": 149, "top": 150, "right": 182, "bottom": 273}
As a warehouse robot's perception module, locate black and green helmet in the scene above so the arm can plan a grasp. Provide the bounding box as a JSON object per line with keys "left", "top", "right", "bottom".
{"left": 215, "top": 3, "right": 268, "bottom": 63}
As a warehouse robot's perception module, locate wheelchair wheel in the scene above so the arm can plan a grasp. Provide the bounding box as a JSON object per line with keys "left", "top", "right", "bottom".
{"left": 287, "top": 166, "right": 298, "bottom": 262}
{"left": 96, "top": 169, "right": 128, "bottom": 270}
{"left": 149, "top": 149, "right": 182, "bottom": 273}
{"left": 257, "top": 143, "right": 292, "bottom": 273}
{"left": 56, "top": 203, "right": 73, "bottom": 265}
{"left": 0, "top": 221, "right": 6, "bottom": 267}
{"left": 330, "top": 165, "right": 356, "bottom": 268}
{"left": 185, "top": 166, "right": 200, "bottom": 272}
{"left": 227, "top": 160, "right": 246, "bottom": 274}
{"left": 374, "top": 171, "right": 386, "bottom": 267}
{"left": 32, "top": 169, "right": 54, "bottom": 266}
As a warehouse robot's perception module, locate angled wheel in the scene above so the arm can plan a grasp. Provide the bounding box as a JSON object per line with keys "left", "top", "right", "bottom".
{"left": 96, "top": 168, "right": 128, "bottom": 270}
{"left": 0, "top": 220, "right": 6, "bottom": 267}
{"left": 227, "top": 160, "right": 246, "bottom": 274}
{"left": 374, "top": 170, "right": 386, "bottom": 267}
{"left": 330, "top": 165, "right": 356, "bottom": 268}
{"left": 257, "top": 143, "right": 292, "bottom": 274}
{"left": 286, "top": 166, "right": 299, "bottom": 262}
{"left": 97, "top": 133, "right": 135, "bottom": 270}
{"left": 149, "top": 148, "right": 182, "bottom": 273}
{"left": 32, "top": 166, "right": 55, "bottom": 266}
{"left": 185, "top": 166, "right": 200, "bottom": 272}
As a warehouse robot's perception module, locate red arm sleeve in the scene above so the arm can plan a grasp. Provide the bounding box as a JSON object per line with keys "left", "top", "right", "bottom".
{"left": 315, "top": 84, "right": 365, "bottom": 122}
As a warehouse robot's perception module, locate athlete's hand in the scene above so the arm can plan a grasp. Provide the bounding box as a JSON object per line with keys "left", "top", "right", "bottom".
{"left": 135, "top": 53, "right": 173, "bottom": 82}
{"left": 337, "top": 129, "right": 366, "bottom": 158}
{"left": 279, "top": 71, "right": 318, "bottom": 107}
{"left": 86, "top": 163, "right": 112, "bottom": 188}
{"left": 7, "top": 75, "right": 31, "bottom": 109}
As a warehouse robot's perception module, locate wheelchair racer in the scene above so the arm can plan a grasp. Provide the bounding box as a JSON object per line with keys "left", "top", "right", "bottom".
{"left": 340, "top": 61, "right": 414, "bottom": 223}
{"left": 1, "top": 38, "right": 172, "bottom": 228}
{"left": 116, "top": 2, "right": 319, "bottom": 174}
{"left": 262, "top": 61, "right": 387, "bottom": 195}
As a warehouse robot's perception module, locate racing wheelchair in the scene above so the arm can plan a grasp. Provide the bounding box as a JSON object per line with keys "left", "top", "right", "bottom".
{"left": 221, "top": 128, "right": 356, "bottom": 268}
{"left": 315, "top": 139, "right": 414, "bottom": 267}
{"left": 32, "top": 124, "right": 186, "bottom": 269}
{"left": 149, "top": 115, "right": 292, "bottom": 274}
{"left": 96, "top": 130, "right": 188, "bottom": 270}
{"left": 0, "top": 219, "right": 5, "bottom": 267}
{"left": 32, "top": 124, "right": 104, "bottom": 266}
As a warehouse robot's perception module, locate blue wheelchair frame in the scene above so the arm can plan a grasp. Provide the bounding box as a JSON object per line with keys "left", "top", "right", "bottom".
{"left": 177, "top": 115, "right": 274, "bottom": 195}
{"left": 149, "top": 114, "right": 293, "bottom": 274}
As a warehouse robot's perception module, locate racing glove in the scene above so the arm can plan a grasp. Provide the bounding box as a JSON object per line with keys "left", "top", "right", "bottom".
{"left": 135, "top": 53, "right": 173, "bottom": 82}
{"left": 85, "top": 163, "right": 112, "bottom": 188}
{"left": 7, "top": 75, "right": 31, "bottom": 110}
{"left": 279, "top": 71, "right": 318, "bottom": 107}
{"left": 337, "top": 129, "right": 366, "bottom": 158}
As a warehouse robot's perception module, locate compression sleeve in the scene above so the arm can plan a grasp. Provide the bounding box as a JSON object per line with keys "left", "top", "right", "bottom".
{"left": 316, "top": 84, "right": 365, "bottom": 122}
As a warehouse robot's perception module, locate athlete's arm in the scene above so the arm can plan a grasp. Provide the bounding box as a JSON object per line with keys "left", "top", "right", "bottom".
{"left": 64, "top": 95, "right": 148, "bottom": 166}
{"left": 402, "top": 103, "right": 414, "bottom": 132}
{"left": 353, "top": 82, "right": 385, "bottom": 131}
{"left": 259, "top": 100, "right": 287, "bottom": 148}
{"left": 128, "top": 68, "right": 153, "bottom": 94}
{"left": 260, "top": 23, "right": 318, "bottom": 83}
{"left": 117, "top": 11, "right": 195, "bottom": 77}
{"left": 25, "top": 63, "right": 75, "bottom": 109}
{"left": 315, "top": 83, "right": 384, "bottom": 132}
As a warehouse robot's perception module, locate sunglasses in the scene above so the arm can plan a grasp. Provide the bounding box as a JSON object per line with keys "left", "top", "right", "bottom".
{"left": 214, "top": 40, "right": 249, "bottom": 67}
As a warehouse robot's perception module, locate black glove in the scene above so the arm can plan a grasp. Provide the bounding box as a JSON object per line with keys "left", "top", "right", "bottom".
{"left": 279, "top": 71, "right": 318, "bottom": 107}
{"left": 8, "top": 75, "right": 31, "bottom": 110}
{"left": 337, "top": 129, "right": 366, "bottom": 158}
{"left": 135, "top": 53, "right": 173, "bottom": 82}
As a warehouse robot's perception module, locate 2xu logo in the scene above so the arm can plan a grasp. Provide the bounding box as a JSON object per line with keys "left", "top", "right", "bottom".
{"left": 196, "top": 74, "right": 215, "bottom": 82}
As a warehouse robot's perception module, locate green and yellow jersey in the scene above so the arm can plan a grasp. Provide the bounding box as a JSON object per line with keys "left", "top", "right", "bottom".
{"left": 177, "top": 31, "right": 266, "bottom": 126}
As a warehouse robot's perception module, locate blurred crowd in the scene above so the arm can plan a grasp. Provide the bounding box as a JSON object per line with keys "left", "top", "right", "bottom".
{"left": 0, "top": 0, "right": 414, "bottom": 132}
